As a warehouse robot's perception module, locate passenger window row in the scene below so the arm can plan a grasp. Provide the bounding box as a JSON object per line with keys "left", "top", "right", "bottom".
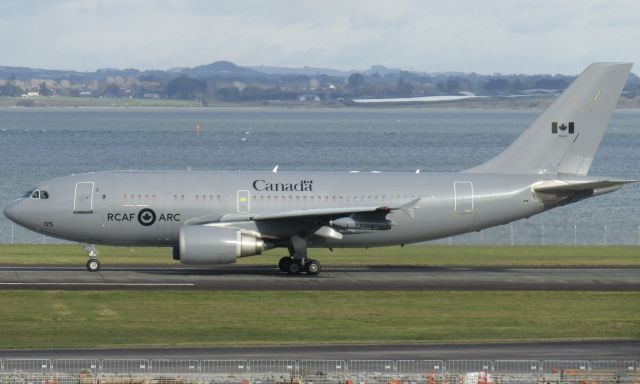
{"left": 122, "top": 194, "right": 158, "bottom": 200}
{"left": 119, "top": 194, "right": 224, "bottom": 201}
{"left": 251, "top": 194, "right": 417, "bottom": 201}
{"left": 116, "top": 193, "right": 418, "bottom": 203}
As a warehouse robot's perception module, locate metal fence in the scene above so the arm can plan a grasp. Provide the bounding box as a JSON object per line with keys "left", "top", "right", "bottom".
{"left": 2, "top": 219, "right": 640, "bottom": 246}
{"left": 0, "top": 359, "right": 638, "bottom": 384}
{"left": 434, "top": 221, "right": 640, "bottom": 246}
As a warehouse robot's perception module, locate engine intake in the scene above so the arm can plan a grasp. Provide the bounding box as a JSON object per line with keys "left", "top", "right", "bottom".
{"left": 175, "top": 225, "right": 264, "bottom": 265}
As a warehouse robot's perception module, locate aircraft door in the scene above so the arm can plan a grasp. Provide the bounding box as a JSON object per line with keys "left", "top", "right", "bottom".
{"left": 74, "top": 182, "right": 94, "bottom": 214}
{"left": 237, "top": 190, "right": 250, "bottom": 213}
{"left": 454, "top": 181, "right": 474, "bottom": 214}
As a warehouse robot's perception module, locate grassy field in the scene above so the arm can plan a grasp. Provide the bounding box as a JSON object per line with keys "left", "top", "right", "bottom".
{"left": 0, "top": 291, "right": 637, "bottom": 349}
{"left": 0, "top": 96, "right": 330, "bottom": 108}
{"left": 0, "top": 245, "right": 637, "bottom": 349}
{"left": 0, "top": 96, "right": 201, "bottom": 108}
{"left": 0, "top": 244, "right": 638, "bottom": 267}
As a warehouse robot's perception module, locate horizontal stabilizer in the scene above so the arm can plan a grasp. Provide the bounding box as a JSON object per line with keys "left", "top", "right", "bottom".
{"left": 532, "top": 178, "right": 635, "bottom": 204}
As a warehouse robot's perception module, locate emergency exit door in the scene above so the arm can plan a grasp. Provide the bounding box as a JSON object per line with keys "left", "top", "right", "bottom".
{"left": 237, "top": 190, "right": 250, "bottom": 213}
{"left": 454, "top": 181, "right": 474, "bottom": 214}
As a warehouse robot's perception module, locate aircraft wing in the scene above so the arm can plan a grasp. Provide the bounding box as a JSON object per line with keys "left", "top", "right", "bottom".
{"left": 185, "top": 198, "right": 421, "bottom": 225}
{"left": 225, "top": 206, "right": 391, "bottom": 222}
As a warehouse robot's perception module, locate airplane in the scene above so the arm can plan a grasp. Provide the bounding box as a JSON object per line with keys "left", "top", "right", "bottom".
{"left": 3, "top": 62, "right": 634, "bottom": 275}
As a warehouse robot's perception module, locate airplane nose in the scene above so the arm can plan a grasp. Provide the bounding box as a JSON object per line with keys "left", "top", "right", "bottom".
{"left": 4, "top": 201, "right": 21, "bottom": 224}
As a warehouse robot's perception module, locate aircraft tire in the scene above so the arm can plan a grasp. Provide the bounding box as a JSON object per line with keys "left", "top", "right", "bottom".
{"left": 287, "top": 260, "right": 302, "bottom": 275}
{"left": 86, "top": 259, "right": 101, "bottom": 272}
{"left": 305, "top": 259, "right": 321, "bottom": 275}
{"left": 278, "top": 257, "right": 292, "bottom": 272}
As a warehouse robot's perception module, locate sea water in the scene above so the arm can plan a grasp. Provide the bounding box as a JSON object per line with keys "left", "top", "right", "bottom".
{"left": 1, "top": 107, "right": 638, "bottom": 245}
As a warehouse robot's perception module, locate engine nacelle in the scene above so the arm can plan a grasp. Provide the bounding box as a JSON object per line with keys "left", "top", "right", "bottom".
{"left": 175, "top": 225, "right": 264, "bottom": 265}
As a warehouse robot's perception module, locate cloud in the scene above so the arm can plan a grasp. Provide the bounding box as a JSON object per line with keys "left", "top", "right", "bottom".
{"left": 0, "top": 0, "right": 638, "bottom": 74}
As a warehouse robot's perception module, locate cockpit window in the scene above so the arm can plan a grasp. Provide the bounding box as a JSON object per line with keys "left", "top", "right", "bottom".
{"left": 27, "top": 190, "right": 49, "bottom": 199}
{"left": 23, "top": 190, "right": 34, "bottom": 198}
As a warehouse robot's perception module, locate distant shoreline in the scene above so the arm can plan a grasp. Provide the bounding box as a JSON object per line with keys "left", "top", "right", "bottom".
{"left": 1, "top": 95, "right": 639, "bottom": 109}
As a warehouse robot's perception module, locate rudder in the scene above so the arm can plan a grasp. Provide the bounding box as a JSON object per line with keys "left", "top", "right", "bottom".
{"left": 466, "top": 62, "right": 632, "bottom": 175}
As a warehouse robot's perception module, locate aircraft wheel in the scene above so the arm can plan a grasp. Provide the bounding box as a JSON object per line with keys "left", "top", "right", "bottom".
{"left": 287, "top": 260, "right": 302, "bottom": 275}
{"left": 305, "top": 259, "right": 321, "bottom": 275}
{"left": 86, "top": 259, "right": 101, "bottom": 272}
{"left": 278, "top": 257, "right": 292, "bottom": 272}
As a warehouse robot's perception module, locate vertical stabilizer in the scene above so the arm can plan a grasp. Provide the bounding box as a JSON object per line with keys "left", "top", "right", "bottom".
{"left": 466, "top": 63, "right": 632, "bottom": 175}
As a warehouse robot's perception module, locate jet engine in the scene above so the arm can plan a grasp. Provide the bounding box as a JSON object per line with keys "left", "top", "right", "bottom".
{"left": 174, "top": 225, "right": 264, "bottom": 265}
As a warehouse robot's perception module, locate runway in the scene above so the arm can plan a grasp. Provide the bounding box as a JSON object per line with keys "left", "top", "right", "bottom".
{"left": 0, "top": 340, "right": 638, "bottom": 359}
{"left": 0, "top": 265, "right": 638, "bottom": 291}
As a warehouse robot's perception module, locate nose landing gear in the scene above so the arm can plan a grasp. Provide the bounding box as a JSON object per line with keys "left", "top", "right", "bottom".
{"left": 86, "top": 258, "right": 101, "bottom": 272}
{"left": 83, "top": 243, "right": 101, "bottom": 272}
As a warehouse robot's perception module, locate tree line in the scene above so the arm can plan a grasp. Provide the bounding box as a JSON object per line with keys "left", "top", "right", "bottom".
{"left": 1, "top": 61, "right": 639, "bottom": 102}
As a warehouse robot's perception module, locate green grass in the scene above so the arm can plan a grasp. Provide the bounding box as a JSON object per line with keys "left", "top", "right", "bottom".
{"left": 0, "top": 244, "right": 638, "bottom": 267}
{"left": 0, "top": 291, "right": 637, "bottom": 349}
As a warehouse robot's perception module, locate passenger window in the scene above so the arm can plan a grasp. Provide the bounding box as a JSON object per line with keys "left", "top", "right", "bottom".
{"left": 31, "top": 191, "right": 40, "bottom": 199}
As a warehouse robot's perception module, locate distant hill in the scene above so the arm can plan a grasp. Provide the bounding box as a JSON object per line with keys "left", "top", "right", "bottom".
{"left": 0, "top": 66, "right": 85, "bottom": 80}
{"left": 183, "top": 61, "right": 262, "bottom": 78}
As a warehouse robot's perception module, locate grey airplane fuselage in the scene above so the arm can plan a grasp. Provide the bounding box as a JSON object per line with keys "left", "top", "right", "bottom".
{"left": 11, "top": 170, "right": 581, "bottom": 248}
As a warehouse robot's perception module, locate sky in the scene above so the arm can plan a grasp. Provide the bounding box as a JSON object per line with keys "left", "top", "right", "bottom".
{"left": 1, "top": 0, "right": 639, "bottom": 75}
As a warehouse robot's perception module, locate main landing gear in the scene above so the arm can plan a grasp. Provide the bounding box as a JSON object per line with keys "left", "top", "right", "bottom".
{"left": 278, "top": 235, "right": 321, "bottom": 276}
{"left": 278, "top": 256, "right": 321, "bottom": 275}
{"left": 83, "top": 243, "right": 101, "bottom": 272}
